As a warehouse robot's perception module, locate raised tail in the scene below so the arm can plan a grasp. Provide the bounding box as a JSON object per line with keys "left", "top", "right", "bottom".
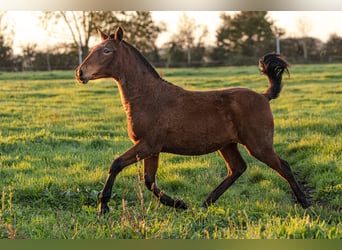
{"left": 259, "top": 52, "right": 290, "bottom": 101}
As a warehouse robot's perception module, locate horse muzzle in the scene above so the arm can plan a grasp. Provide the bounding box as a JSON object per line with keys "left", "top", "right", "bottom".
{"left": 75, "top": 67, "right": 89, "bottom": 84}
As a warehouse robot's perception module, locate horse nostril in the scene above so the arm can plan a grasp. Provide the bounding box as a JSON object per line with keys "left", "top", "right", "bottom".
{"left": 76, "top": 67, "right": 89, "bottom": 84}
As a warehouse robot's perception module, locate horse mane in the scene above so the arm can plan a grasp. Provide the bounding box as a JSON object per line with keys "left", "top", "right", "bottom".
{"left": 122, "top": 40, "right": 172, "bottom": 85}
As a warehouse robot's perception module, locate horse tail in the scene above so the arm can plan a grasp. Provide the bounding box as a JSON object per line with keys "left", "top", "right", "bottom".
{"left": 259, "top": 52, "right": 290, "bottom": 101}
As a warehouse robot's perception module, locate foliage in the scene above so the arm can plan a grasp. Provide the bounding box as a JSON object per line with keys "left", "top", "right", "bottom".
{"left": 40, "top": 11, "right": 164, "bottom": 60}
{"left": 0, "top": 35, "right": 12, "bottom": 70}
{"left": 164, "top": 13, "right": 208, "bottom": 66}
{"left": 0, "top": 64, "right": 341, "bottom": 239}
{"left": 215, "top": 11, "right": 276, "bottom": 58}
{"left": 325, "top": 34, "right": 342, "bottom": 55}
{"left": 0, "top": 11, "right": 163, "bottom": 71}
{"left": 210, "top": 11, "right": 327, "bottom": 65}
{"left": 21, "top": 43, "right": 79, "bottom": 71}
{"left": 116, "top": 11, "right": 165, "bottom": 62}
{"left": 41, "top": 11, "right": 121, "bottom": 56}
{"left": 4, "top": 11, "right": 342, "bottom": 70}
{"left": 323, "top": 33, "right": 342, "bottom": 63}
{"left": 0, "top": 12, "right": 14, "bottom": 70}
{"left": 280, "top": 37, "right": 324, "bottom": 63}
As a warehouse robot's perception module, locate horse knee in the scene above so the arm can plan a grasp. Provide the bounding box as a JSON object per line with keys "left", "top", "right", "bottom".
{"left": 231, "top": 155, "right": 247, "bottom": 175}
{"left": 239, "top": 161, "right": 247, "bottom": 174}
{"left": 109, "top": 158, "right": 123, "bottom": 176}
{"left": 221, "top": 144, "right": 247, "bottom": 176}
{"left": 144, "top": 175, "right": 155, "bottom": 191}
{"left": 231, "top": 161, "right": 247, "bottom": 176}
{"left": 279, "top": 158, "right": 297, "bottom": 179}
{"left": 279, "top": 158, "right": 290, "bottom": 169}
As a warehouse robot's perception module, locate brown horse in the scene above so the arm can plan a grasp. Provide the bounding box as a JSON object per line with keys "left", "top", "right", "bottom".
{"left": 76, "top": 27, "right": 309, "bottom": 214}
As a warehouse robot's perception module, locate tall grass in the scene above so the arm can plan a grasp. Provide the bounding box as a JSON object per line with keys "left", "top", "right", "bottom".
{"left": 0, "top": 65, "right": 341, "bottom": 238}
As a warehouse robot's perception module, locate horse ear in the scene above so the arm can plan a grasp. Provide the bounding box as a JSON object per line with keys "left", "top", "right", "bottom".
{"left": 114, "top": 27, "right": 124, "bottom": 42}
{"left": 98, "top": 28, "right": 108, "bottom": 41}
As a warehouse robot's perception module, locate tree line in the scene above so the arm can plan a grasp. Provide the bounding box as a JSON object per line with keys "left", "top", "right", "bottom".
{"left": 2, "top": 11, "right": 342, "bottom": 71}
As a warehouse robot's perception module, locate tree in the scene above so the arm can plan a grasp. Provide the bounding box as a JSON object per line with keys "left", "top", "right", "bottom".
{"left": 20, "top": 41, "right": 80, "bottom": 71}
{"left": 22, "top": 43, "right": 37, "bottom": 70}
{"left": 0, "top": 34, "right": 12, "bottom": 71}
{"left": 40, "top": 11, "right": 164, "bottom": 61}
{"left": 215, "top": 11, "right": 276, "bottom": 59}
{"left": 296, "top": 16, "right": 312, "bottom": 61}
{"left": 166, "top": 13, "right": 208, "bottom": 66}
{"left": 115, "top": 11, "right": 165, "bottom": 62}
{"left": 167, "top": 41, "right": 186, "bottom": 67}
{"left": 41, "top": 11, "right": 117, "bottom": 56}
{"left": 215, "top": 13, "right": 233, "bottom": 54}
{"left": 324, "top": 33, "right": 342, "bottom": 61}
{"left": 280, "top": 37, "right": 323, "bottom": 63}
{"left": 178, "top": 13, "right": 197, "bottom": 64}
{"left": 0, "top": 12, "right": 14, "bottom": 71}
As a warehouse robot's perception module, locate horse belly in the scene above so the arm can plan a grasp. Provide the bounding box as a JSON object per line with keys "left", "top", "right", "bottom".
{"left": 162, "top": 117, "right": 236, "bottom": 155}
{"left": 162, "top": 141, "right": 226, "bottom": 155}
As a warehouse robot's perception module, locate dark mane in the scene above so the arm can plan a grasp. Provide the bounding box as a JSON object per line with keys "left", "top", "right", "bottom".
{"left": 122, "top": 40, "right": 172, "bottom": 85}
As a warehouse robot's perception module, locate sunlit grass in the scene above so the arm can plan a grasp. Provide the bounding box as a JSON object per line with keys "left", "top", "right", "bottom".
{"left": 0, "top": 65, "right": 341, "bottom": 238}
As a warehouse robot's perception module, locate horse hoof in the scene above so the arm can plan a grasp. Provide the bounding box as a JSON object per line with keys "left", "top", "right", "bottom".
{"left": 175, "top": 199, "right": 187, "bottom": 209}
{"left": 99, "top": 203, "right": 110, "bottom": 215}
{"left": 300, "top": 200, "right": 311, "bottom": 209}
{"left": 202, "top": 201, "right": 209, "bottom": 208}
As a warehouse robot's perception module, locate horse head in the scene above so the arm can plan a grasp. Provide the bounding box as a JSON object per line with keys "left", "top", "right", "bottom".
{"left": 76, "top": 27, "right": 124, "bottom": 84}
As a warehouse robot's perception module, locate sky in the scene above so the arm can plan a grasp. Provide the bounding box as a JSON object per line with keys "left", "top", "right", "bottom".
{"left": 4, "top": 11, "right": 342, "bottom": 54}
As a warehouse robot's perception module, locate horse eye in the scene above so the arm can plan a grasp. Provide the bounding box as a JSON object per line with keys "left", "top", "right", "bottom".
{"left": 104, "top": 48, "right": 111, "bottom": 54}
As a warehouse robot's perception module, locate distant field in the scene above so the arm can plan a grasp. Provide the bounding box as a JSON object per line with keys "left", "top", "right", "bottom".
{"left": 0, "top": 64, "right": 341, "bottom": 239}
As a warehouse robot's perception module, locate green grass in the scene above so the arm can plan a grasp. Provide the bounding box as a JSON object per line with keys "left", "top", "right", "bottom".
{"left": 0, "top": 65, "right": 341, "bottom": 239}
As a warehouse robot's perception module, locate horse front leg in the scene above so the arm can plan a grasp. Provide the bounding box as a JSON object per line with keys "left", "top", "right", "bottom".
{"left": 143, "top": 155, "right": 187, "bottom": 209}
{"left": 100, "top": 141, "right": 153, "bottom": 215}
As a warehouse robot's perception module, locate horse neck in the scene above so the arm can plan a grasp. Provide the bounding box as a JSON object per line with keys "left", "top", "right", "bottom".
{"left": 114, "top": 42, "right": 165, "bottom": 108}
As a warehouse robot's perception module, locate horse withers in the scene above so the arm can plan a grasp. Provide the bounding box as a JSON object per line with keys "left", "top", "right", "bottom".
{"left": 76, "top": 27, "right": 310, "bottom": 214}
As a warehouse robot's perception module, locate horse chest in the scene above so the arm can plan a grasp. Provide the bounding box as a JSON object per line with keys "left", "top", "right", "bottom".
{"left": 125, "top": 107, "right": 154, "bottom": 142}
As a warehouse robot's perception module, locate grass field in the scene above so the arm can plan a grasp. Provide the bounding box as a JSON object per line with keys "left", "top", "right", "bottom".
{"left": 0, "top": 64, "right": 341, "bottom": 239}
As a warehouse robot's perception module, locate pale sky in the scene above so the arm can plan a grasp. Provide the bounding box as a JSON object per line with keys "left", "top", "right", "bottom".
{"left": 4, "top": 11, "right": 342, "bottom": 54}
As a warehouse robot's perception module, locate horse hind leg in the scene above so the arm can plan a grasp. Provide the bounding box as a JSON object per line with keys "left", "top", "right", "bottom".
{"left": 278, "top": 157, "right": 310, "bottom": 208}
{"left": 203, "top": 143, "right": 247, "bottom": 207}
{"left": 143, "top": 155, "right": 187, "bottom": 209}
{"left": 249, "top": 147, "right": 310, "bottom": 208}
